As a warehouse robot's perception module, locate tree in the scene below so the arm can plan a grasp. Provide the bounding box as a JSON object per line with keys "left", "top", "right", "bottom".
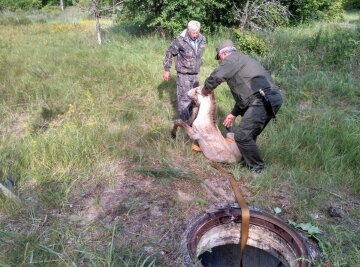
{"left": 119, "top": 0, "right": 345, "bottom": 35}
{"left": 0, "top": 0, "right": 42, "bottom": 10}
{"left": 236, "top": 0, "right": 290, "bottom": 31}
{"left": 280, "top": 0, "right": 344, "bottom": 23}
{"left": 86, "top": 0, "right": 123, "bottom": 45}
{"left": 120, "top": 0, "right": 235, "bottom": 35}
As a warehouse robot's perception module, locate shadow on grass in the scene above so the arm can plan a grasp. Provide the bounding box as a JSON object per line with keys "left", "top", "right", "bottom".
{"left": 157, "top": 77, "right": 178, "bottom": 120}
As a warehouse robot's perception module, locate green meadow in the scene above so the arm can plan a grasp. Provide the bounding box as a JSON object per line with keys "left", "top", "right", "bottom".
{"left": 0, "top": 8, "right": 359, "bottom": 267}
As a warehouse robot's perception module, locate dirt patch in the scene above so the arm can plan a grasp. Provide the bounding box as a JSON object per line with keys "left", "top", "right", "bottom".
{"left": 0, "top": 113, "right": 29, "bottom": 141}
{"left": 61, "top": 158, "right": 256, "bottom": 266}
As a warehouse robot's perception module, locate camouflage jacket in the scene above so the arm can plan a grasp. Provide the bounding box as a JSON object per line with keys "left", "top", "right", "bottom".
{"left": 163, "top": 30, "right": 206, "bottom": 75}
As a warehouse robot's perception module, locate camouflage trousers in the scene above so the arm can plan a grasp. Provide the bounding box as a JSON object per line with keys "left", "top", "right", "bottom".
{"left": 176, "top": 73, "right": 199, "bottom": 121}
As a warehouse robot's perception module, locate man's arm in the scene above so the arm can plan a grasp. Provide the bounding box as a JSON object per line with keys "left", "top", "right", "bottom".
{"left": 230, "top": 104, "right": 242, "bottom": 117}
{"left": 203, "top": 58, "right": 234, "bottom": 93}
{"left": 204, "top": 68, "right": 225, "bottom": 92}
{"left": 163, "top": 39, "right": 179, "bottom": 71}
{"left": 163, "top": 39, "right": 180, "bottom": 81}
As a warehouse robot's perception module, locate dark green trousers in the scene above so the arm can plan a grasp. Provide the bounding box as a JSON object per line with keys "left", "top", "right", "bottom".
{"left": 234, "top": 90, "right": 283, "bottom": 171}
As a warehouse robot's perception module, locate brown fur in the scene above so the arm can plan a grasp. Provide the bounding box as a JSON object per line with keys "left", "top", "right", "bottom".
{"left": 171, "top": 86, "right": 242, "bottom": 163}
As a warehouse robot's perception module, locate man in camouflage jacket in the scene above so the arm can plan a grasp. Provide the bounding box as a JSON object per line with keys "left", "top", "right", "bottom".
{"left": 163, "top": 20, "right": 206, "bottom": 121}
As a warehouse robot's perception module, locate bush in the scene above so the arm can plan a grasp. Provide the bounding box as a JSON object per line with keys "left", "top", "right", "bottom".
{"left": 235, "top": 0, "right": 291, "bottom": 31}
{"left": 343, "top": 0, "right": 360, "bottom": 10}
{"left": 0, "top": 0, "right": 42, "bottom": 11}
{"left": 119, "top": 0, "right": 234, "bottom": 36}
{"left": 281, "top": 0, "right": 344, "bottom": 23}
{"left": 119, "top": 0, "right": 346, "bottom": 36}
{"left": 41, "top": 5, "right": 62, "bottom": 14}
{"left": 233, "top": 30, "right": 268, "bottom": 55}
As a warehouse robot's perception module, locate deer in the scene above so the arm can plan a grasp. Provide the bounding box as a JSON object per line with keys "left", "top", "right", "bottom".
{"left": 171, "top": 86, "right": 242, "bottom": 164}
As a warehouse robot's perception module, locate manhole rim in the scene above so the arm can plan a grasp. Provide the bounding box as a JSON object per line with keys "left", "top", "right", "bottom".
{"left": 183, "top": 206, "right": 314, "bottom": 267}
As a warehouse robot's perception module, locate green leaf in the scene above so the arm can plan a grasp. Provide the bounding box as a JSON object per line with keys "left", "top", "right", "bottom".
{"left": 274, "top": 207, "right": 282, "bottom": 214}
{"left": 297, "top": 223, "right": 321, "bottom": 235}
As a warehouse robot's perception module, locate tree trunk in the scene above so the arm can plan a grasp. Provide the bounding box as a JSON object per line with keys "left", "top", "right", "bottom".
{"left": 96, "top": 15, "right": 102, "bottom": 45}
{"left": 240, "top": 0, "right": 250, "bottom": 30}
{"left": 60, "top": 0, "right": 64, "bottom": 11}
{"left": 91, "top": 0, "right": 102, "bottom": 45}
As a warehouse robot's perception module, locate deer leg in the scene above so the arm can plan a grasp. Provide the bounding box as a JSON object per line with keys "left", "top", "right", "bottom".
{"left": 171, "top": 119, "right": 196, "bottom": 139}
{"left": 171, "top": 119, "right": 185, "bottom": 138}
{"left": 189, "top": 106, "right": 199, "bottom": 125}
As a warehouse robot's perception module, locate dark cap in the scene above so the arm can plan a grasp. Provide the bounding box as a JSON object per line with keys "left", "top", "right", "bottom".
{"left": 215, "top": 40, "right": 235, "bottom": 60}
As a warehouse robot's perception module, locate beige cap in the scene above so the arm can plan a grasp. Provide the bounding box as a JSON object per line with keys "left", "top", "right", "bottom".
{"left": 215, "top": 40, "right": 235, "bottom": 60}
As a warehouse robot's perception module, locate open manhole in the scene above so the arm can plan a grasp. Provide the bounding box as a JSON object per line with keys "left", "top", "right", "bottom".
{"left": 183, "top": 205, "right": 319, "bottom": 267}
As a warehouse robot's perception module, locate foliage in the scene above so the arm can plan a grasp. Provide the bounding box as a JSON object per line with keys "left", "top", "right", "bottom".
{"left": 233, "top": 29, "right": 268, "bottom": 55}
{"left": 45, "top": 0, "right": 73, "bottom": 6}
{"left": 281, "top": 0, "right": 344, "bottom": 23}
{"left": 0, "top": 0, "right": 349, "bottom": 32}
{"left": 273, "top": 207, "right": 282, "bottom": 214}
{"left": 343, "top": 0, "right": 360, "bottom": 10}
{"left": 288, "top": 220, "right": 321, "bottom": 235}
{"left": 0, "top": 0, "right": 77, "bottom": 11}
{"left": 235, "top": 0, "right": 291, "bottom": 31}
{"left": 118, "top": 0, "right": 347, "bottom": 35}
{"left": 119, "top": 0, "right": 235, "bottom": 35}
{"left": 0, "top": 0, "right": 42, "bottom": 11}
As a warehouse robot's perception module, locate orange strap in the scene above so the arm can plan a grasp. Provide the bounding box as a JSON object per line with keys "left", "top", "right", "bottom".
{"left": 208, "top": 160, "right": 250, "bottom": 267}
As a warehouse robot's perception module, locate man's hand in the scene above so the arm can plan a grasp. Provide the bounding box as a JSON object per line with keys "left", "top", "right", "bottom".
{"left": 223, "top": 114, "right": 236, "bottom": 128}
{"left": 201, "top": 87, "right": 211, "bottom": 96}
{"left": 163, "top": 71, "right": 170, "bottom": 81}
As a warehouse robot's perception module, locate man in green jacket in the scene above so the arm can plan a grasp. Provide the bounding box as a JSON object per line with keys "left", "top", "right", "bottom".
{"left": 202, "top": 40, "right": 283, "bottom": 173}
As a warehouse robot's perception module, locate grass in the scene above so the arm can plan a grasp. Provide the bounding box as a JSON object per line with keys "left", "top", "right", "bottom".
{"left": 0, "top": 8, "right": 360, "bottom": 267}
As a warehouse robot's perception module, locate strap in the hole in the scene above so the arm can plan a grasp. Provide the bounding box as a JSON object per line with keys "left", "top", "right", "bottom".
{"left": 208, "top": 160, "right": 250, "bottom": 267}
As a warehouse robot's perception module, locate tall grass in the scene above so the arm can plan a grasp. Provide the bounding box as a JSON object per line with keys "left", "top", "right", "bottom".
{"left": 0, "top": 9, "right": 359, "bottom": 267}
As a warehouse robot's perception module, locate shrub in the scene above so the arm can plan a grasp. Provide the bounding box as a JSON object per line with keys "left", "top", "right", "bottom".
{"left": 233, "top": 30, "right": 268, "bottom": 55}
{"left": 343, "top": 0, "right": 360, "bottom": 10}
{"left": 281, "top": 0, "right": 344, "bottom": 23}
{"left": 0, "top": 0, "right": 42, "bottom": 11}
{"left": 235, "top": 0, "right": 291, "bottom": 31}
{"left": 118, "top": 0, "right": 347, "bottom": 35}
{"left": 119, "top": 0, "right": 234, "bottom": 36}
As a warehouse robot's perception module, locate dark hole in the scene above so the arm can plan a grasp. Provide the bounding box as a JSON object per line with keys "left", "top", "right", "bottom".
{"left": 199, "top": 244, "right": 287, "bottom": 267}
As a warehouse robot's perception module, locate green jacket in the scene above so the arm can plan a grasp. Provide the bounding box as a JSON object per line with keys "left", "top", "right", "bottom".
{"left": 204, "top": 51, "right": 277, "bottom": 115}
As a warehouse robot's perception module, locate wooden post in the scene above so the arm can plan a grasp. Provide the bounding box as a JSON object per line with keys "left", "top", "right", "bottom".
{"left": 91, "top": 0, "right": 102, "bottom": 45}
